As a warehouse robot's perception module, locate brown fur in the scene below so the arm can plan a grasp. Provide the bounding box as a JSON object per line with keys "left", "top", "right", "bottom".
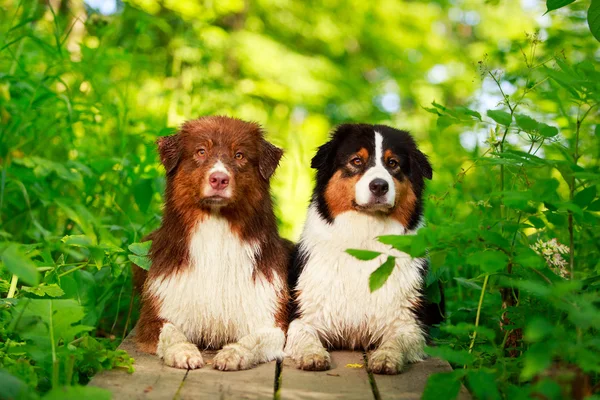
{"left": 135, "top": 116, "right": 290, "bottom": 353}
{"left": 324, "top": 170, "right": 361, "bottom": 218}
{"left": 390, "top": 179, "right": 417, "bottom": 227}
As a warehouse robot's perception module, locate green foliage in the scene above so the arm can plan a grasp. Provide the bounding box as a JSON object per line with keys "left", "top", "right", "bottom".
{"left": 0, "top": 0, "right": 598, "bottom": 398}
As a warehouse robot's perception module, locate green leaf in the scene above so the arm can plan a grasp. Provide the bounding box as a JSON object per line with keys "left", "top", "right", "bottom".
{"left": 128, "top": 241, "right": 152, "bottom": 256}
{"left": 0, "top": 369, "right": 34, "bottom": 400}
{"left": 538, "top": 122, "right": 559, "bottom": 137}
{"left": 524, "top": 317, "right": 555, "bottom": 342}
{"left": 588, "top": 0, "right": 600, "bottom": 42}
{"left": 129, "top": 255, "right": 151, "bottom": 271}
{"left": 466, "top": 250, "right": 508, "bottom": 273}
{"left": 61, "top": 235, "right": 94, "bottom": 247}
{"left": 514, "top": 114, "right": 539, "bottom": 132}
{"left": 369, "top": 256, "right": 395, "bottom": 292}
{"left": 546, "top": 0, "right": 576, "bottom": 13}
{"left": 425, "top": 346, "right": 475, "bottom": 366}
{"left": 521, "top": 342, "right": 554, "bottom": 380}
{"left": 423, "top": 371, "right": 464, "bottom": 400}
{"left": 133, "top": 179, "right": 154, "bottom": 213}
{"left": 12, "top": 299, "right": 93, "bottom": 367}
{"left": 486, "top": 109, "right": 512, "bottom": 126}
{"left": 588, "top": 199, "right": 600, "bottom": 211}
{"left": 21, "top": 284, "right": 65, "bottom": 298}
{"left": 574, "top": 185, "right": 597, "bottom": 208}
{"left": 346, "top": 249, "right": 382, "bottom": 261}
{"left": 467, "top": 370, "right": 501, "bottom": 400}
{"left": 43, "top": 385, "right": 111, "bottom": 400}
{"left": 1, "top": 245, "right": 40, "bottom": 286}
{"left": 453, "top": 277, "right": 483, "bottom": 291}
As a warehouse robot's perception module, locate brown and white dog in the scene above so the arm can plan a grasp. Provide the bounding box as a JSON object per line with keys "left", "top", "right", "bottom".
{"left": 285, "top": 123, "right": 440, "bottom": 375}
{"left": 135, "top": 116, "right": 290, "bottom": 371}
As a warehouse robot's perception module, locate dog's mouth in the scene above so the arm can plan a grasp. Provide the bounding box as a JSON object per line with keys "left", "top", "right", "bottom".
{"left": 201, "top": 196, "right": 231, "bottom": 207}
{"left": 352, "top": 200, "right": 394, "bottom": 213}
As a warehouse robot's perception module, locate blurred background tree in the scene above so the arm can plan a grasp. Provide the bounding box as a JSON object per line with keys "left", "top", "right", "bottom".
{"left": 0, "top": 0, "right": 599, "bottom": 398}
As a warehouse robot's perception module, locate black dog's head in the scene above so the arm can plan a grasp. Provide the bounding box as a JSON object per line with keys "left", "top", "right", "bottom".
{"left": 311, "top": 123, "right": 432, "bottom": 229}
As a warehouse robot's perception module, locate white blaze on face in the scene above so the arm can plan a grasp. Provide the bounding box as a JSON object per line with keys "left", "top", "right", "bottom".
{"left": 203, "top": 159, "right": 233, "bottom": 198}
{"left": 354, "top": 131, "right": 396, "bottom": 207}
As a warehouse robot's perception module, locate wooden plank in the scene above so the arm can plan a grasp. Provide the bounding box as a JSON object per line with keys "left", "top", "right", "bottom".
{"left": 372, "top": 357, "right": 471, "bottom": 400}
{"left": 89, "top": 329, "right": 188, "bottom": 400}
{"left": 176, "top": 351, "right": 276, "bottom": 399}
{"left": 279, "top": 351, "right": 373, "bottom": 400}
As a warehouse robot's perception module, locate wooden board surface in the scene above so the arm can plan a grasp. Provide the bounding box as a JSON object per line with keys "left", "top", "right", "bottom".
{"left": 371, "top": 357, "right": 471, "bottom": 400}
{"left": 278, "top": 351, "right": 373, "bottom": 400}
{"left": 89, "top": 329, "right": 471, "bottom": 400}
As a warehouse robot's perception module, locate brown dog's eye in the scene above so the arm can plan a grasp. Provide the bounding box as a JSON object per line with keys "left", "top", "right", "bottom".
{"left": 197, "top": 148, "right": 206, "bottom": 157}
{"left": 235, "top": 152, "right": 244, "bottom": 160}
{"left": 387, "top": 159, "right": 399, "bottom": 168}
{"left": 350, "top": 157, "right": 362, "bottom": 167}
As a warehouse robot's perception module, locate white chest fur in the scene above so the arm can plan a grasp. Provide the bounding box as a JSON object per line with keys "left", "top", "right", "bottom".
{"left": 296, "top": 205, "right": 424, "bottom": 348}
{"left": 148, "top": 216, "right": 281, "bottom": 348}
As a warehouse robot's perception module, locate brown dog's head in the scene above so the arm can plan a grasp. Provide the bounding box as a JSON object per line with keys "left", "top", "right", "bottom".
{"left": 157, "top": 116, "right": 283, "bottom": 212}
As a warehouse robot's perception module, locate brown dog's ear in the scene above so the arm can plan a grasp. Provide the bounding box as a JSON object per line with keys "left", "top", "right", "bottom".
{"left": 157, "top": 134, "right": 181, "bottom": 174}
{"left": 259, "top": 140, "right": 283, "bottom": 180}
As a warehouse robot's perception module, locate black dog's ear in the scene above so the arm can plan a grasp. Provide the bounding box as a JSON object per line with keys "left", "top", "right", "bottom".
{"left": 311, "top": 140, "right": 335, "bottom": 170}
{"left": 157, "top": 134, "right": 181, "bottom": 175}
{"left": 410, "top": 149, "right": 433, "bottom": 180}
{"left": 259, "top": 140, "right": 283, "bottom": 180}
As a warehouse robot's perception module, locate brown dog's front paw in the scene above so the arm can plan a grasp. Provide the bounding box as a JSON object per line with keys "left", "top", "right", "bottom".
{"left": 213, "top": 344, "right": 255, "bottom": 371}
{"left": 163, "top": 343, "right": 204, "bottom": 370}
{"left": 296, "top": 347, "right": 331, "bottom": 371}
{"left": 368, "top": 350, "right": 403, "bottom": 375}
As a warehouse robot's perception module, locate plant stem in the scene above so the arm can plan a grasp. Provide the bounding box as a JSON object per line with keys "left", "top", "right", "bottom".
{"left": 469, "top": 274, "right": 489, "bottom": 354}
{"left": 57, "top": 262, "right": 88, "bottom": 278}
{"left": 7, "top": 274, "right": 18, "bottom": 298}
{"left": 48, "top": 301, "right": 59, "bottom": 388}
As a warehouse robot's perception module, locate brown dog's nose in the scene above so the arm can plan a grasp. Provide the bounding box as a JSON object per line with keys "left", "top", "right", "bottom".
{"left": 209, "top": 172, "right": 230, "bottom": 190}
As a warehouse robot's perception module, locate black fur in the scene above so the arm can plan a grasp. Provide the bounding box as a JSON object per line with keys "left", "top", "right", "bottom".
{"left": 291, "top": 123, "right": 444, "bottom": 328}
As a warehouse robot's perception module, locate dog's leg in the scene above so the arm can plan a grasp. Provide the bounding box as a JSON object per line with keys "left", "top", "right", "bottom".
{"left": 156, "top": 322, "right": 204, "bottom": 370}
{"left": 284, "top": 319, "right": 330, "bottom": 371}
{"left": 212, "top": 327, "right": 285, "bottom": 371}
{"left": 368, "top": 319, "right": 425, "bottom": 375}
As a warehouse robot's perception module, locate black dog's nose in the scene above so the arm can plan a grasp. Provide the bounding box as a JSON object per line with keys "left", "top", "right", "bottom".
{"left": 369, "top": 179, "right": 389, "bottom": 196}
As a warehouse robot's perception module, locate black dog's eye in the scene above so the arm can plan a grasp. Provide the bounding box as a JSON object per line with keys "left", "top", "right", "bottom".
{"left": 387, "top": 159, "right": 399, "bottom": 168}
{"left": 350, "top": 157, "right": 363, "bottom": 167}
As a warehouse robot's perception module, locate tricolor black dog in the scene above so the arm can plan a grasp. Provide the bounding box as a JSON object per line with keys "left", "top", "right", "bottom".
{"left": 285, "top": 123, "right": 437, "bottom": 375}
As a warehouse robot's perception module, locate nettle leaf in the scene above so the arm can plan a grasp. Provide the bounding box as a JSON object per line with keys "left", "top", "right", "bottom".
{"left": 453, "top": 277, "right": 483, "bottom": 291}
{"left": 128, "top": 241, "right": 152, "bottom": 256}
{"left": 12, "top": 299, "right": 93, "bottom": 366}
{"left": 466, "top": 250, "right": 508, "bottom": 273}
{"left": 369, "top": 256, "right": 395, "bottom": 292}
{"left": 487, "top": 109, "right": 512, "bottom": 126}
{"left": 524, "top": 317, "right": 556, "bottom": 342}
{"left": 521, "top": 342, "right": 555, "bottom": 380}
{"left": 346, "top": 249, "right": 381, "bottom": 261}
{"left": 378, "top": 233, "right": 427, "bottom": 258}
{"left": 574, "top": 185, "right": 597, "bottom": 208}
{"left": 515, "top": 114, "right": 540, "bottom": 132}
{"left": 589, "top": 0, "right": 600, "bottom": 42}
{"left": 1, "top": 244, "right": 40, "bottom": 286}
{"left": 588, "top": 199, "right": 600, "bottom": 211}
{"left": 423, "top": 370, "right": 465, "bottom": 400}
{"left": 467, "top": 370, "right": 501, "bottom": 400}
{"left": 546, "top": 0, "right": 576, "bottom": 13}
{"left": 61, "top": 235, "right": 94, "bottom": 247}
{"left": 133, "top": 178, "right": 154, "bottom": 213}
{"left": 128, "top": 255, "right": 151, "bottom": 271}
{"left": 21, "top": 284, "right": 65, "bottom": 298}
{"left": 44, "top": 385, "right": 111, "bottom": 400}
{"left": 538, "top": 122, "right": 559, "bottom": 138}
{"left": 425, "top": 346, "right": 475, "bottom": 366}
